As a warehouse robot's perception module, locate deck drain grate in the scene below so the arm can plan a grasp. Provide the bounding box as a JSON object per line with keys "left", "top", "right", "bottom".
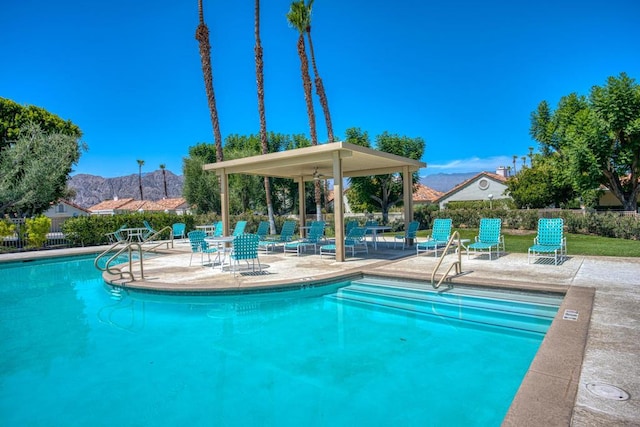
{"left": 562, "top": 309, "right": 579, "bottom": 321}
{"left": 586, "top": 383, "right": 630, "bottom": 401}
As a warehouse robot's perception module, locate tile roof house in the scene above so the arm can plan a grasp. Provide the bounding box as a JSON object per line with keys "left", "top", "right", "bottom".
{"left": 88, "top": 197, "right": 190, "bottom": 215}
{"left": 434, "top": 171, "right": 509, "bottom": 209}
{"left": 413, "top": 183, "right": 444, "bottom": 205}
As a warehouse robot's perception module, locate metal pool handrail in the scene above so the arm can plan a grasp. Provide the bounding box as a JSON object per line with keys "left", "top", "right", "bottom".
{"left": 431, "top": 231, "right": 462, "bottom": 289}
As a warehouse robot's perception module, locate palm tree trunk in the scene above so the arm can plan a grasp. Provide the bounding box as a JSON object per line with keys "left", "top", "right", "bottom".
{"left": 306, "top": 29, "right": 334, "bottom": 142}
{"left": 195, "top": 0, "right": 224, "bottom": 163}
{"left": 255, "top": 0, "right": 276, "bottom": 233}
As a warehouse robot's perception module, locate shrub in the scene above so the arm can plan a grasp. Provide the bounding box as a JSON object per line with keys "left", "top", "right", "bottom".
{"left": 25, "top": 215, "right": 51, "bottom": 248}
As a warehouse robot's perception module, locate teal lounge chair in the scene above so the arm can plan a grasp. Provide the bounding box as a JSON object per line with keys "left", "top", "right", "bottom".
{"left": 232, "top": 220, "right": 247, "bottom": 236}
{"left": 259, "top": 220, "right": 296, "bottom": 253}
{"left": 142, "top": 220, "right": 157, "bottom": 240}
{"left": 528, "top": 218, "right": 566, "bottom": 265}
{"left": 106, "top": 224, "right": 128, "bottom": 243}
{"left": 229, "top": 233, "right": 261, "bottom": 275}
{"left": 320, "top": 226, "right": 368, "bottom": 258}
{"left": 284, "top": 221, "right": 325, "bottom": 256}
{"left": 467, "top": 218, "right": 504, "bottom": 260}
{"left": 187, "top": 230, "right": 219, "bottom": 266}
{"left": 256, "top": 221, "right": 270, "bottom": 240}
{"left": 393, "top": 220, "right": 420, "bottom": 249}
{"left": 416, "top": 218, "right": 452, "bottom": 257}
{"left": 212, "top": 220, "right": 224, "bottom": 237}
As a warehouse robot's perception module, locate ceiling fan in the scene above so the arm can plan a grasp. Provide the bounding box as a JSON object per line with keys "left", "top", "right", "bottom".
{"left": 312, "top": 167, "right": 324, "bottom": 181}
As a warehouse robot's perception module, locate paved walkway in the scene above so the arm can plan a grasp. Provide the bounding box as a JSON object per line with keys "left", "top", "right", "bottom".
{"left": 2, "top": 242, "right": 638, "bottom": 426}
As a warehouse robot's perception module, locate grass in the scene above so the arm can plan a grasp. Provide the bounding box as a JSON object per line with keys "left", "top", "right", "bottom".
{"left": 410, "top": 229, "right": 640, "bottom": 257}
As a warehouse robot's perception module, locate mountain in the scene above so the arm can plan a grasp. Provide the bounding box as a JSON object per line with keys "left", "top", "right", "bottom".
{"left": 420, "top": 172, "right": 480, "bottom": 192}
{"left": 69, "top": 170, "right": 184, "bottom": 208}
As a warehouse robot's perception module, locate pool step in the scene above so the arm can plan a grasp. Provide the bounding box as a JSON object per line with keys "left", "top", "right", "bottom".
{"left": 325, "top": 281, "right": 560, "bottom": 334}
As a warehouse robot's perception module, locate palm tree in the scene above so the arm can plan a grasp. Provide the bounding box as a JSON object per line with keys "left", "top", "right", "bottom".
{"left": 195, "top": 0, "right": 223, "bottom": 162}
{"left": 512, "top": 155, "right": 518, "bottom": 174}
{"left": 137, "top": 159, "right": 145, "bottom": 200}
{"left": 160, "top": 163, "right": 168, "bottom": 198}
{"left": 303, "top": 0, "right": 334, "bottom": 143}
{"left": 287, "top": 0, "right": 321, "bottom": 219}
{"left": 521, "top": 156, "right": 527, "bottom": 169}
{"left": 254, "top": 0, "right": 276, "bottom": 234}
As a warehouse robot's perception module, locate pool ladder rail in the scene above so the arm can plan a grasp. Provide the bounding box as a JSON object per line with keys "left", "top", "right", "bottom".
{"left": 430, "top": 231, "right": 463, "bottom": 289}
{"left": 94, "top": 225, "right": 174, "bottom": 282}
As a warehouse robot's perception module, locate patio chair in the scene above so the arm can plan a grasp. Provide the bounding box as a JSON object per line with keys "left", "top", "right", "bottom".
{"left": 416, "top": 218, "right": 452, "bottom": 257}
{"left": 172, "top": 223, "right": 186, "bottom": 241}
{"left": 259, "top": 220, "right": 296, "bottom": 253}
{"left": 393, "top": 221, "right": 420, "bottom": 249}
{"left": 142, "top": 220, "right": 157, "bottom": 240}
{"left": 187, "top": 230, "right": 219, "bottom": 266}
{"left": 256, "top": 221, "right": 270, "bottom": 240}
{"left": 345, "top": 220, "right": 359, "bottom": 236}
{"left": 229, "top": 233, "right": 261, "bottom": 275}
{"left": 528, "top": 218, "right": 566, "bottom": 265}
{"left": 467, "top": 218, "right": 504, "bottom": 260}
{"left": 320, "top": 226, "right": 368, "bottom": 258}
{"left": 212, "top": 220, "right": 224, "bottom": 237}
{"left": 232, "top": 220, "right": 247, "bottom": 236}
{"left": 106, "top": 224, "right": 127, "bottom": 243}
{"left": 284, "top": 221, "right": 325, "bottom": 256}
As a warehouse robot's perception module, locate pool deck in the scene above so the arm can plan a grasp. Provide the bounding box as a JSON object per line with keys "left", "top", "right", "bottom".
{"left": 2, "top": 241, "right": 639, "bottom": 426}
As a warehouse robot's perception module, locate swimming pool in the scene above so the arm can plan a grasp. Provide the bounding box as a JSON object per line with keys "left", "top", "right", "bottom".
{"left": 0, "top": 255, "right": 562, "bottom": 426}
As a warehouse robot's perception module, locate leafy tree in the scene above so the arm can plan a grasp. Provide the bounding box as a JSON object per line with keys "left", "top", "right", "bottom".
{"left": 505, "top": 155, "right": 575, "bottom": 208}
{"left": 345, "top": 129, "right": 425, "bottom": 222}
{"left": 531, "top": 72, "right": 640, "bottom": 210}
{"left": 0, "top": 97, "right": 82, "bottom": 149}
{"left": 195, "top": 0, "right": 223, "bottom": 163}
{"left": 0, "top": 122, "right": 86, "bottom": 217}
{"left": 182, "top": 143, "right": 220, "bottom": 214}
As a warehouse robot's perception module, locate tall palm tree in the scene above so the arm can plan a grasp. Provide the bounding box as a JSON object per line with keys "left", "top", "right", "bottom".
{"left": 195, "top": 0, "right": 223, "bottom": 162}
{"left": 303, "top": 0, "right": 334, "bottom": 143}
{"left": 287, "top": 0, "right": 321, "bottom": 219}
{"left": 137, "top": 159, "right": 145, "bottom": 200}
{"left": 160, "top": 163, "right": 168, "bottom": 198}
{"left": 255, "top": 0, "right": 276, "bottom": 233}
{"left": 512, "top": 155, "right": 518, "bottom": 174}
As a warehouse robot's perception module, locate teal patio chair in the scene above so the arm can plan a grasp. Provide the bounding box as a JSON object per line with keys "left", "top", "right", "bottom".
{"left": 229, "top": 233, "right": 261, "bottom": 275}
{"left": 345, "top": 220, "right": 359, "bottom": 236}
{"left": 528, "top": 218, "right": 566, "bottom": 265}
{"left": 232, "top": 220, "right": 247, "bottom": 236}
{"left": 212, "top": 220, "right": 224, "bottom": 237}
{"left": 284, "top": 221, "right": 325, "bottom": 256}
{"left": 106, "top": 224, "right": 128, "bottom": 243}
{"left": 256, "top": 221, "right": 270, "bottom": 240}
{"left": 187, "top": 230, "right": 219, "bottom": 266}
{"left": 259, "top": 220, "right": 296, "bottom": 253}
{"left": 172, "top": 222, "right": 186, "bottom": 241}
{"left": 467, "top": 218, "right": 504, "bottom": 260}
{"left": 320, "top": 226, "right": 368, "bottom": 258}
{"left": 393, "top": 221, "right": 420, "bottom": 249}
{"left": 142, "top": 220, "right": 157, "bottom": 240}
{"left": 416, "top": 218, "right": 452, "bottom": 257}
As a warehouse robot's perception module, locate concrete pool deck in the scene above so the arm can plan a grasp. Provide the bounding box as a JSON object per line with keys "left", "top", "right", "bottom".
{"left": 2, "top": 242, "right": 638, "bottom": 426}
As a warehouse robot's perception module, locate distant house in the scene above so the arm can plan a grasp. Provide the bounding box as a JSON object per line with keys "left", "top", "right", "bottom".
{"left": 435, "top": 171, "right": 509, "bottom": 209}
{"left": 413, "top": 183, "right": 443, "bottom": 206}
{"left": 43, "top": 199, "right": 90, "bottom": 232}
{"left": 88, "top": 197, "right": 191, "bottom": 215}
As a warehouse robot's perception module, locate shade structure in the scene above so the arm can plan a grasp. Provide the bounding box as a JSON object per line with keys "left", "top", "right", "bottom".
{"left": 203, "top": 141, "right": 426, "bottom": 262}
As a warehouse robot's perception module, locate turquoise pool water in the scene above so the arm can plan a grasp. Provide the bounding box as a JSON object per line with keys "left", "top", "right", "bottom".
{"left": 0, "top": 255, "right": 561, "bottom": 426}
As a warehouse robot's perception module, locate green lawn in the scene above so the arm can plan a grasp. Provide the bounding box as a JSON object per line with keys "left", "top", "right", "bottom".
{"left": 412, "top": 229, "right": 640, "bottom": 257}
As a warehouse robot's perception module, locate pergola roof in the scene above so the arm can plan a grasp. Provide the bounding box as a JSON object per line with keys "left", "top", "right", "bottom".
{"left": 203, "top": 141, "right": 425, "bottom": 181}
{"left": 202, "top": 141, "right": 426, "bottom": 262}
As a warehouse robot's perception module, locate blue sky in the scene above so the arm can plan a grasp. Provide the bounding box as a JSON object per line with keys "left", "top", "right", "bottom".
{"left": 2, "top": 0, "right": 639, "bottom": 178}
